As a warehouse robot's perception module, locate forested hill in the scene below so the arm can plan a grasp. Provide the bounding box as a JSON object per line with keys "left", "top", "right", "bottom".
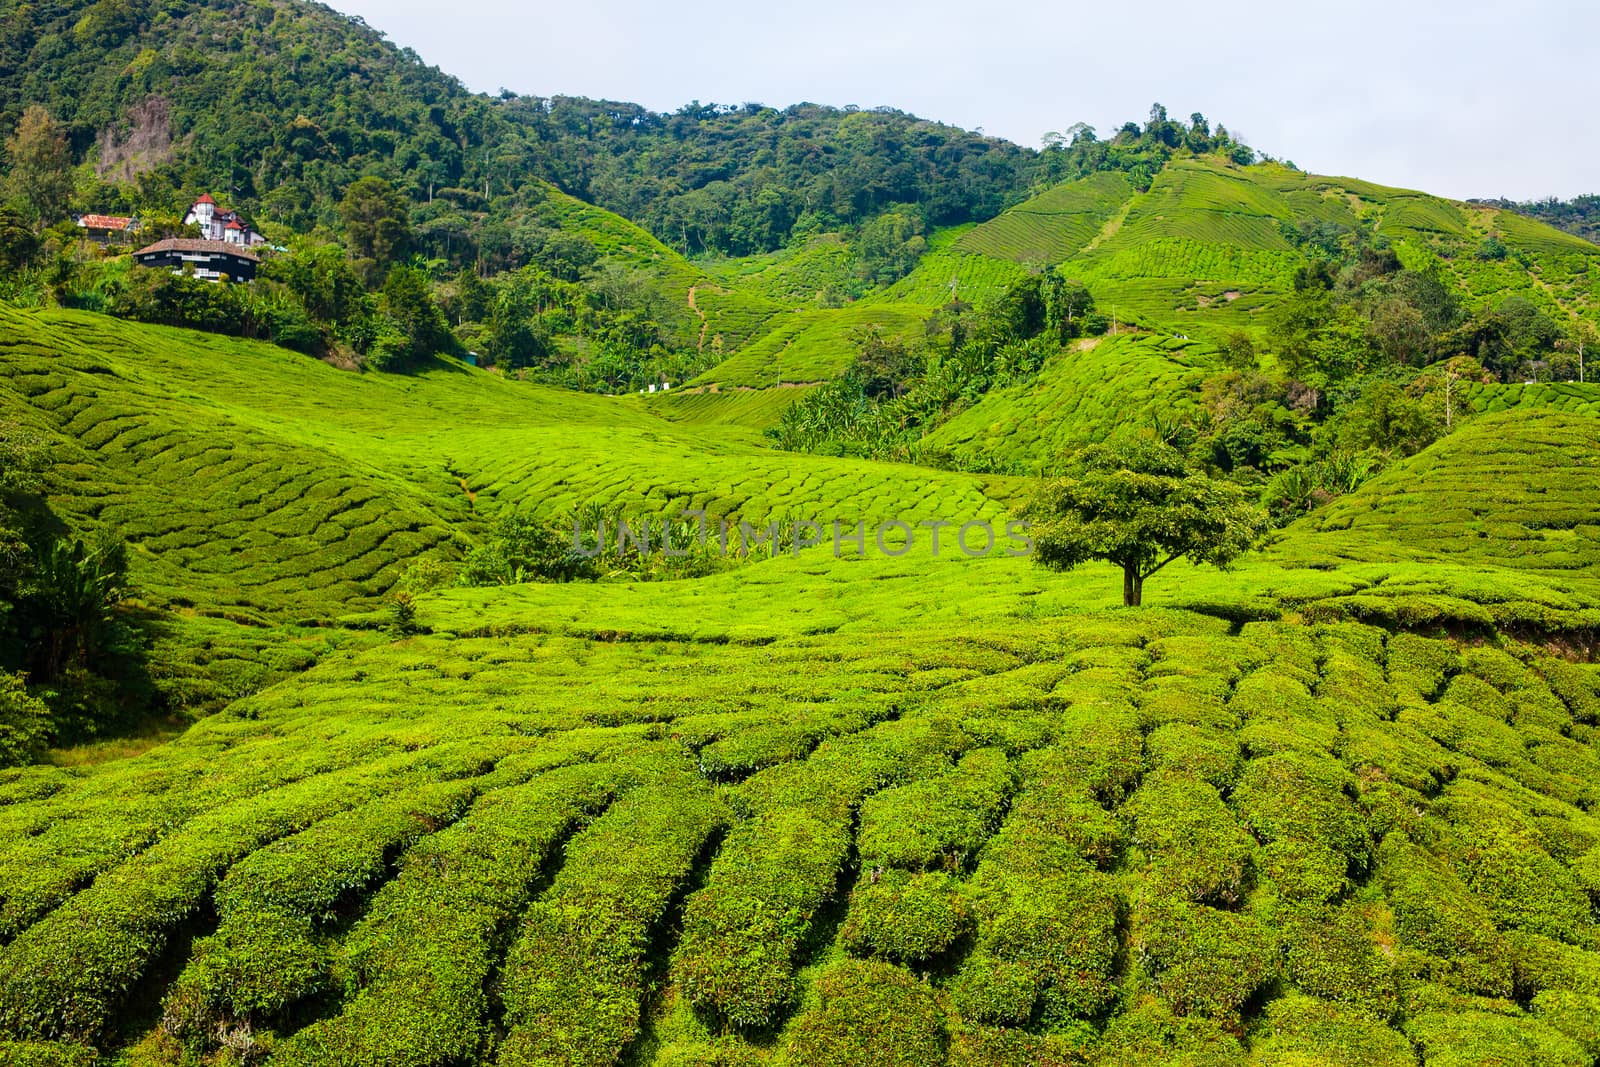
{"left": 0, "top": 0, "right": 1261, "bottom": 257}
{"left": 0, "top": 0, "right": 1034, "bottom": 247}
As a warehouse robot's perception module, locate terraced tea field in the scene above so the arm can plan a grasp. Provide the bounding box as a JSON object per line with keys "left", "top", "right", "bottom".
{"left": 1285, "top": 411, "right": 1600, "bottom": 573}
{"left": 919, "top": 335, "right": 1212, "bottom": 470}
{"left": 5, "top": 581, "right": 1600, "bottom": 1065}
{"left": 7, "top": 152, "right": 1600, "bottom": 1066}
{"left": 0, "top": 306, "right": 1013, "bottom": 623}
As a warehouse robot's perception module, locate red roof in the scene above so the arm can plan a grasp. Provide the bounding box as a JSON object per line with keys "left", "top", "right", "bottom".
{"left": 226, "top": 219, "right": 244, "bottom": 229}
{"left": 78, "top": 214, "right": 135, "bottom": 230}
{"left": 194, "top": 194, "right": 217, "bottom": 206}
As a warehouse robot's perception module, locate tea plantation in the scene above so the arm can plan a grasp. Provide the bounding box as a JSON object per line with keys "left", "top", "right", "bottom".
{"left": 3, "top": 294, "right": 1600, "bottom": 1066}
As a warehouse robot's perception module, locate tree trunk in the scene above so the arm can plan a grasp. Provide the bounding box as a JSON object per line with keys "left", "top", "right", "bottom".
{"left": 1123, "top": 566, "right": 1143, "bottom": 607}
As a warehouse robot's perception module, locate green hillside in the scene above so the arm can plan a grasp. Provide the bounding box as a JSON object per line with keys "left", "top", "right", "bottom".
{"left": 5, "top": 5, "right": 1600, "bottom": 1065}
{"left": 4, "top": 303, "right": 1600, "bottom": 1066}
{"left": 1281, "top": 410, "right": 1600, "bottom": 572}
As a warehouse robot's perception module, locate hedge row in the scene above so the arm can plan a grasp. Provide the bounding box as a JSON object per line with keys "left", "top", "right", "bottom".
{"left": 840, "top": 870, "right": 971, "bottom": 964}
{"left": 0, "top": 743, "right": 496, "bottom": 1043}
{"left": 1134, "top": 901, "right": 1276, "bottom": 1018}
{"left": 496, "top": 783, "right": 727, "bottom": 1067}
{"left": 1232, "top": 750, "right": 1371, "bottom": 902}
{"left": 160, "top": 775, "right": 487, "bottom": 1048}
{"left": 856, "top": 747, "right": 1014, "bottom": 873}
{"left": 777, "top": 960, "right": 946, "bottom": 1066}
{"left": 673, "top": 717, "right": 970, "bottom": 1027}
{"left": 271, "top": 762, "right": 619, "bottom": 1067}
{"left": 1128, "top": 772, "right": 1253, "bottom": 906}
{"left": 0, "top": 732, "right": 427, "bottom": 943}
{"left": 952, "top": 730, "right": 1127, "bottom": 1027}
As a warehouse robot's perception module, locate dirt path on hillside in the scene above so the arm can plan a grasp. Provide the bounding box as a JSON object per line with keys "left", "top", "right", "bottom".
{"left": 688, "top": 285, "right": 710, "bottom": 351}
{"left": 672, "top": 380, "right": 826, "bottom": 397}
{"left": 1083, "top": 197, "right": 1135, "bottom": 253}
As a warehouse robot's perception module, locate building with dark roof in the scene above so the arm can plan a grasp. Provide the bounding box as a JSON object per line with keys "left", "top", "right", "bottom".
{"left": 131, "top": 239, "right": 260, "bottom": 283}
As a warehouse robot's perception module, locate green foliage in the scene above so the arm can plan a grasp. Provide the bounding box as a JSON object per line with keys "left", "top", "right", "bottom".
{"left": 1129, "top": 772, "right": 1254, "bottom": 905}
{"left": 1379, "top": 836, "right": 1513, "bottom": 997}
{"left": 1249, "top": 995, "right": 1414, "bottom": 1066}
{"left": 275, "top": 762, "right": 617, "bottom": 1066}
{"left": 0, "top": 670, "right": 50, "bottom": 769}
{"left": 3, "top": 106, "right": 72, "bottom": 225}
{"left": 370, "top": 264, "right": 456, "bottom": 370}
{"left": 778, "top": 960, "right": 946, "bottom": 1067}
{"left": 340, "top": 177, "right": 413, "bottom": 278}
{"left": 1137, "top": 902, "right": 1277, "bottom": 1018}
{"left": 1408, "top": 1010, "right": 1590, "bottom": 1067}
{"left": 459, "top": 514, "right": 600, "bottom": 586}
{"left": 1279, "top": 903, "right": 1399, "bottom": 1020}
{"left": 0, "top": 206, "right": 39, "bottom": 272}
{"left": 1233, "top": 751, "right": 1370, "bottom": 899}
{"left": 497, "top": 784, "right": 726, "bottom": 1067}
{"left": 1028, "top": 438, "right": 1269, "bottom": 605}
{"left": 768, "top": 273, "right": 1100, "bottom": 459}
{"left": 856, "top": 746, "right": 1013, "bottom": 871}
{"left": 840, "top": 870, "right": 972, "bottom": 963}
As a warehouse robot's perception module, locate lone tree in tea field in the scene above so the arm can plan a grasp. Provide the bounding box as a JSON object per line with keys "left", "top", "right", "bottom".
{"left": 1027, "top": 439, "right": 1268, "bottom": 606}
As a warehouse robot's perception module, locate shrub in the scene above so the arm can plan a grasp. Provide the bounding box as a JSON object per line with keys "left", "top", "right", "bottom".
{"left": 1230, "top": 668, "right": 1335, "bottom": 754}
{"left": 1279, "top": 903, "right": 1398, "bottom": 1019}
{"left": 1407, "top": 1010, "right": 1589, "bottom": 1067}
{"left": 161, "top": 778, "right": 483, "bottom": 1048}
{"left": 1462, "top": 835, "right": 1591, "bottom": 943}
{"left": 0, "top": 1043, "right": 98, "bottom": 1067}
{"left": 1232, "top": 751, "right": 1371, "bottom": 897}
{"left": 1249, "top": 995, "right": 1414, "bottom": 1066}
{"left": 271, "top": 763, "right": 617, "bottom": 1066}
{"left": 459, "top": 514, "right": 600, "bottom": 586}
{"left": 674, "top": 719, "right": 968, "bottom": 1028}
{"left": 1505, "top": 932, "right": 1600, "bottom": 999}
{"left": 1136, "top": 902, "right": 1277, "bottom": 1018}
{"left": 1036, "top": 704, "right": 1142, "bottom": 804}
{"left": 160, "top": 909, "right": 328, "bottom": 1044}
{"left": 1386, "top": 633, "right": 1458, "bottom": 700}
{"left": 496, "top": 786, "right": 726, "bottom": 1067}
{"left": 777, "top": 960, "right": 946, "bottom": 1067}
{"left": 956, "top": 843, "right": 1120, "bottom": 1025}
{"left": 840, "top": 870, "right": 972, "bottom": 963}
{"left": 0, "top": 671, "right": 50, "bottom": 768}
{"left": 946, "top": 1021, "right": 1086, "bottom": 1067}
{"left": 0, "top": 748, "right": 480, "bottom": 1043}
{"left": 1378, "top": 836, "right": 1512, "bottom": 997}
{"left": 1144, "top": 724, "right": 1240, "bottom": 792}
{"left": 857, "top": 747, "right": 1013, "bottom": 872}
{"left": 1091, "top": 999, "right": 1244, "bottom": 1064}
{"left": 1532, "top": 991, "right": 1600, "bottom": 1059}
{"left": 1129, "top": 773, "right": 1254, "bottom": 905}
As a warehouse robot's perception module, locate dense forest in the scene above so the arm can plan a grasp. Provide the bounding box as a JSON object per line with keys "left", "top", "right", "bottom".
{"left": 0, "top": 0, "right": 1266, "bottom": 260}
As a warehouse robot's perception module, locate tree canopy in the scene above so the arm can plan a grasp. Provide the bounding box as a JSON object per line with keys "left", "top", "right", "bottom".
{"left": 1026, "top": 440, "right": 1269, "bottom": 606}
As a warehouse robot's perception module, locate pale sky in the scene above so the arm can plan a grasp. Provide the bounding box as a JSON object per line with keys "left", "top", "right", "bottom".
{"left": 330, "top": 0, "right": 1596, "bottom": 202}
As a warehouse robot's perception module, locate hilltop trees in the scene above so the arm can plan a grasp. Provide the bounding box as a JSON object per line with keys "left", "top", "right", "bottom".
{"left": 3, "top": 106, "right": 73, "bottom": 225}
{"left": 1026, "top": 440, "right": 1268, "bottom": 607}
{"left": 340, "top": 177, "right": 413, "bottom": 283}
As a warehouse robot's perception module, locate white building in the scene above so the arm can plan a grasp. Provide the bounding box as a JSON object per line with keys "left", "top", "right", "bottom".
{"left": 184, "top": 194, "right": 266, "bottom": 248}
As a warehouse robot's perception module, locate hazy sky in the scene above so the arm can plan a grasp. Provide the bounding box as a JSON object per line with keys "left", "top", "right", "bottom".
{"left": 330, "top": 0, "right": 1596, "bottom": 201}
